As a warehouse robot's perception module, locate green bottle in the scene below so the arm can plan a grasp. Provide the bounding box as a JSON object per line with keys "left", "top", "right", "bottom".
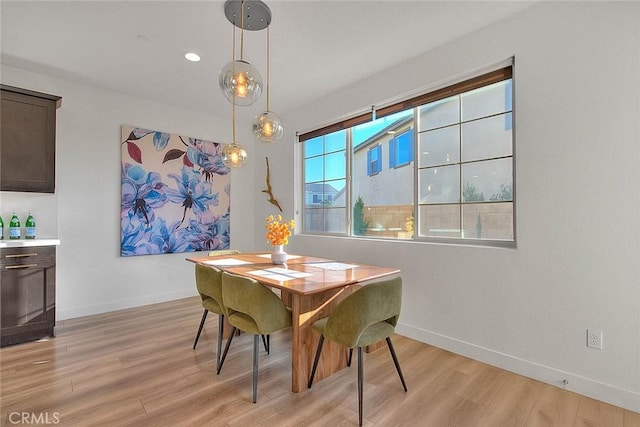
{"left": 0, "top": 215, "right": 4, "bottom": 239}
{"left": 9, "top": 212, "right": 21, "bottom": 239}
{"left": 25, "top": 211, "right": 36, "bottom": 239}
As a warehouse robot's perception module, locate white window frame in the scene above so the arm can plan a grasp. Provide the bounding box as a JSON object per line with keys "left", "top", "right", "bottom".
{"left": 297, "top": 60, "right": 516, "bottom": 247}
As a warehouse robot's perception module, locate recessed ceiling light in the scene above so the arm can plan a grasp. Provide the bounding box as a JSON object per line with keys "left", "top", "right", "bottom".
{"left": 185, "top": 52, "right": 201, "bottom": 62}
{"left": 136, "top": 34, "right": 150, "bottom": 42}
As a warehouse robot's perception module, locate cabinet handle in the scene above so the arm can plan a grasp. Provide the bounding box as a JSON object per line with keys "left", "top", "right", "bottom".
{"left": 5, "top": 253, "right": 38, "bottom": 258}
{"left": 4, "top": 264, "right": 38, "bottom": 270}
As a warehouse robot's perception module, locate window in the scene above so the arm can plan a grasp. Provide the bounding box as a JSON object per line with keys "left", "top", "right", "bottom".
{"left": 367, "top": 145, "right": 382, "bottom": 176}
{"left": 312, "top": 194, "right": 333, "bottom": 204}
{"left": 303, "top": 130, "right": 348, "bottom": 233}
{"left": 389, "top": 129, "right": 414, "bottom": 168}
{"left": 418, "top": 79, "right": 513, "bottom": 241}
{"left": 299, "top": 64, "right": 514, "bottom": 245}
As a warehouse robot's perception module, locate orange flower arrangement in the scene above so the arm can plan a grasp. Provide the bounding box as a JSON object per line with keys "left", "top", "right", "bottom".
{"left": 265, "top": 214, "right": 295, "bottom": 246}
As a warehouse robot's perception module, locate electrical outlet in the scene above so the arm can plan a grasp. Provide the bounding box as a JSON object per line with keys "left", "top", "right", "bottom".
{"left": 587, "top": 329, "right": 603, "bottom": 350}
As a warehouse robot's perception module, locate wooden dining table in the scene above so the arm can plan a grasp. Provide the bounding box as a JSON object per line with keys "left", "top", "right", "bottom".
{"left": 186, "top": 252, "right": 400, "bottom": 392}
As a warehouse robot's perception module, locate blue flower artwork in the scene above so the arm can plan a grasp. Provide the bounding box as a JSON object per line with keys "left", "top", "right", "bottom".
{"left": 120, "top": 125, "right": 231, "bottom": 256}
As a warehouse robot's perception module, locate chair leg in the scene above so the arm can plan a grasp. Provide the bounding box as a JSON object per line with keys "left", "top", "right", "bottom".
{"left": 253, "top": 334, "right": 259, "bottom": 403}
{"left": 386, "top": 337, "right": 408, "bottom": 392}
{"left": 193, "top": 309, "right": 208, "bottom": 349}
{"left": 307, "top": 335, "right": 324, "bottom": 388}
{"left": 358, "top": 347, "right": 363, "bottom": 427}
{"left": 348, "top": 348, "right": 353, "bottom": 367}
{"left": 216, "top": 314, "right": 224, "bottom": 372}
{"left": 217, "top": 326, "right": 237, "bottom": 375}
{"left": 262, "top": 334, "right": 269, "bottom": 354}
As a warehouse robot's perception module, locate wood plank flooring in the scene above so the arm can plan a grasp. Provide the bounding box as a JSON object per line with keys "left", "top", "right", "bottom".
{"left": 1, "top": 297, "right": 638, "bottom": 426}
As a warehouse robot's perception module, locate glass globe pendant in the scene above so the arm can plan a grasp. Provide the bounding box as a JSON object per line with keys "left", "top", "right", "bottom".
{"left": 222, "top": 49, "right": 248, "bottom": 168}
{"left": 221, "top": 142, "right": 248, "bottom": 168}
{"left": 219, "top": 60, "right": 263, "bottom": 106}
{"left": 253, "top": 111, "right": 283, "bottom": 142}
{"left": 219, "top": 0, "right": 270, "bottom": 107}
{"left": 253, "top": 26, "right": 284, "bottom": 142}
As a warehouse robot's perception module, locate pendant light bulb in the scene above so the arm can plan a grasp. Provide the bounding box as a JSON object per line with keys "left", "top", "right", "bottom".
{"left": 222, "top": 143, "right": 248, "bottom": 168}
{"left": 219, "top": 60, "right": 263, "bottom": 106}
{"left": 253, "top": 110, "right": 284, "bottom": 142}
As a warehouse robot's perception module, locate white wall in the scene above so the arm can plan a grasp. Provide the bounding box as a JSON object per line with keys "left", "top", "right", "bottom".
{"left": 259, "top": 2, "right": 640, "bottom": 412}
{"left": 0, "top": 65, "right": 258, "bottom": 319}
{"left": 1, "top": 1, "right": 638, "bottom": 413}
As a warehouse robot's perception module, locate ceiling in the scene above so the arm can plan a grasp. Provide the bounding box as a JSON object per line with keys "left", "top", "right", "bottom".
{"left": 1, "top": 1, "right": 534, "bottom": 120}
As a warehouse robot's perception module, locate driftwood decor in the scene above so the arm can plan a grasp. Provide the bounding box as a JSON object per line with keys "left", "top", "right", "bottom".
{"left": 262, "top": 156, "right": 283, "bottom": 212}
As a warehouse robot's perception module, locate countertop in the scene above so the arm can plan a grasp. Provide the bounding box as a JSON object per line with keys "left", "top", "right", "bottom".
{"left": 0, "top": 239, "right": 61, "bottom": 248}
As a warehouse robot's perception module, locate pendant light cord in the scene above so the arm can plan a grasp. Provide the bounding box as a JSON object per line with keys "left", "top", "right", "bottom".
{"left": 266, "top": 26, "right": 270, "bottom": 111}
{"left": 232, "top": 21, "right": 237, "bottom": 146}
{"left": 240, "top": 0, "right": 245, "bottom": 61}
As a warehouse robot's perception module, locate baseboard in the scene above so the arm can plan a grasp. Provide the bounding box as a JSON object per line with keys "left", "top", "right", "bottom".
{"left": 396, "top": 323, "right": 640, "bottom": 413}
{"left": 56, "top": 289, "right": 197, "bottom": 321}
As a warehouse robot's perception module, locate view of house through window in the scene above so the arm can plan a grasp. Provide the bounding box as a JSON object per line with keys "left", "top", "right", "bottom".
{"left": 301, "top": 65, "right": 514, "bottom": 245}
{"left": 352, "top": 110, "right": 415, "bottom": 239}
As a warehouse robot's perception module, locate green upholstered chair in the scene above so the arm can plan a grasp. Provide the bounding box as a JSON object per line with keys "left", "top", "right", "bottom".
{"left": 193, "top": 249, "right": 241, "bottom": 372}
{"left": 307, "top": 277, "right": 407, "bottom": 426}
{"left": 218, "top": 271, "right": 292, "bottom": 403}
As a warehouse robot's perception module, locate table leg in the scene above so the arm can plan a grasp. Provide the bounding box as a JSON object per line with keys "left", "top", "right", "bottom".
{"left": 290, "top": 286, "right": 357, "bottom": 392}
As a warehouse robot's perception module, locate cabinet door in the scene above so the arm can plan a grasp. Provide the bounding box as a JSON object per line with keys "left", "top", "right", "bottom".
{"left": 1, "top": 267, "right": 53, "bottom": 346}
{"left": 1, "top": 247, "right": 56, "bottom": 347}
{"left": 1, "top": 88, "right": 58, "bottom": 193}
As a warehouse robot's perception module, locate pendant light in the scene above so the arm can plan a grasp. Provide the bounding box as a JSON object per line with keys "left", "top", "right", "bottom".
{"left": 221, "top": 142, "right": 248, "bottom": 168}
{"left": 253, "top": 26, "right": 284, "bottom": 143}
{"left": 219, "top": 0, "right": 270, "bottom": 106}
{"left": 222, "top": 41, "right": 248, "bottom": 168}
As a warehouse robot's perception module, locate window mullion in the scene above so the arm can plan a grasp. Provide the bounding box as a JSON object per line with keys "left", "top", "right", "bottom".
{"left": 413, "top": 107, "right": 419, "bottom": 241}
{"left": 458, "top": 95, "right": 463, "bottom": 239}
{"left": 346, "top": 128, "right": 353, "bottom": 236}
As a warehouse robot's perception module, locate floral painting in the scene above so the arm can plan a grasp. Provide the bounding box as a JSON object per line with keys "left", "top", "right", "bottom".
{"left": 120, "top": 125, "right": 231, "bottom": 256}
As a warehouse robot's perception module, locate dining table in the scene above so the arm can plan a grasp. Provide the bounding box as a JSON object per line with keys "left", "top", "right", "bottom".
{"left": 186, "top": 251, "right": 400, "bottom": 392}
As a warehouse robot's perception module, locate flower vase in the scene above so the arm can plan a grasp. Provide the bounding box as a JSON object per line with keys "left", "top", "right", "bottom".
{"left": 271, "top": 244, "right": 287, "bottom": 265}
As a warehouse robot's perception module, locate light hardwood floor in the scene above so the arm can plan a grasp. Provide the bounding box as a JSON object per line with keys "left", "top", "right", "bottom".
{"left": 1, "top": 297, "right": 638, "bottom": 426}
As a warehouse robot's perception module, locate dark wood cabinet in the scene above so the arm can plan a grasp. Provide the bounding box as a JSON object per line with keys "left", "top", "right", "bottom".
{"left": 1, "top": 85, "right": 61, "bottom": 193}
{"left": 1, "top": 246, "right": 56, "bottom": 347}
